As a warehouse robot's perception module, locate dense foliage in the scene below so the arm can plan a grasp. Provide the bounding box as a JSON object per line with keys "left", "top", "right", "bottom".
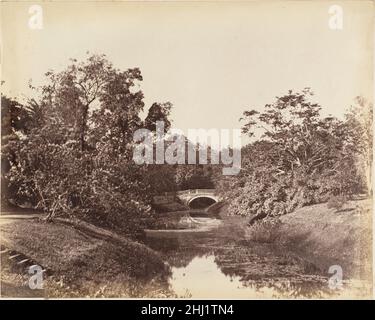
{"left": 2, "top": 56, "right": 371, "bottom": 229}
{"left": 1, "top": 55, "right": 175, "bottom": 232}
{"left": 216, "top": 89, "right": 372, "bottom": 217}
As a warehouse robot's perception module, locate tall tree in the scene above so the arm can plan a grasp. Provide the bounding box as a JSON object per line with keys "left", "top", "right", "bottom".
{"left": 42, "top": 54, "right": 112, "bottom": 150}
{"left": 241, "top": 88, "right": 346, "bottom": 176}
{"left": 344, "top": 96, "right": 373, "bottom": 194}
{"left": 144, "top": 102, "right": 172, "bottom": 133}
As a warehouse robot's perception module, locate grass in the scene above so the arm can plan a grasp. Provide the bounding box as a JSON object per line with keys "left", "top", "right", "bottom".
{"left": 278, "top": 198, "right": 373, "bottom": 280}
{"left": 217, "top": 199, "right": 372, "bottom": 283}
{"left": 245, "top": 218, "right": 283, "bottom": 243}
{"left": 0, "top": 218, "right": 173, "bottom": 297}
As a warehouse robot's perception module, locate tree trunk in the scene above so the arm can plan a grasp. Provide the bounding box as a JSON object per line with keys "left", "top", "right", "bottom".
{"left": 79, "top": 105, "right": 89, "bottom": 151}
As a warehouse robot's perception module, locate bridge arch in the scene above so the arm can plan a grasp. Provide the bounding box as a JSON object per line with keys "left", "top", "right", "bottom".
{"left": 187, "top": 195, "right": 218, "bottom": 209}
{"left": 153, "top": 189, "right": 221, "bottom": 209}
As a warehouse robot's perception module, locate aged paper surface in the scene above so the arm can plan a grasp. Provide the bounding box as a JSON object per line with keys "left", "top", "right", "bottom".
{"left": 0, "top": 0, "right": 373, "bottom": 299}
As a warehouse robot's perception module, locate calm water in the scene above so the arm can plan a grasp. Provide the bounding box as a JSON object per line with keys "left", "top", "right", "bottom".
{"left": 143, "top": 216, "right": 337, "bottom": 299}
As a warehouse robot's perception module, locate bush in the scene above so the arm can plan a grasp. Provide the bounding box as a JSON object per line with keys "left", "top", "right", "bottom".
{"left": 245, "top": 217, "right": 283, "bottom": 243}
{"left": 327, "top": 195, "right": 348, "bottom": 211}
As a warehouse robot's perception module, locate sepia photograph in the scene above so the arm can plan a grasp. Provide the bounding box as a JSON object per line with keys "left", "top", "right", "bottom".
{"left": 0, "top": 0, "right": 373, "bottom": 302}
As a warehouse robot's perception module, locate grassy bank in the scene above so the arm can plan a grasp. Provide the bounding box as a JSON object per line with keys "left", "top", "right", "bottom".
{"left": 219, "top": 199, "right": 372, "bottom": 282}
{"left": 1, "top": 198, "right": 372, "bottom": 298}
{"left": 215, "top": 199, "right": 372, "bottom": 298}
{"left": 278, "top": 198, "right": 373, "bottom": 281}
{"left": 0, "top": 217, "right": 172, "bottom": 298}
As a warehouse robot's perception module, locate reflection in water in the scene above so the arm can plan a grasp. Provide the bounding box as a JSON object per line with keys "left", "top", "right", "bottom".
{"left": 170, "top": 255, "right": 276, "bottom": 298}
{"left": 169, "top": 254, "right": 333, "bottom": 299}
{"left": 144, "top": 217, "right": 369, "bottom": 298}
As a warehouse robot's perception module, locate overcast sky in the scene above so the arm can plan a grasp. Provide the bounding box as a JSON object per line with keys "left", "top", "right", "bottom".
{"left": 1, "top": 1, "right": 373, "bottom": 143}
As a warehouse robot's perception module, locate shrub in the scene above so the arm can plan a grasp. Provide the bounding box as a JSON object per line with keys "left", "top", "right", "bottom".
{"left": 245, "top": 217, "right": 283, "bottom": 243}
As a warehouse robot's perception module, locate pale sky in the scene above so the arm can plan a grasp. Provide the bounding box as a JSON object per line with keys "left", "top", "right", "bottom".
{"left": 1, "top": 1, "right": 373, "bottom": 140}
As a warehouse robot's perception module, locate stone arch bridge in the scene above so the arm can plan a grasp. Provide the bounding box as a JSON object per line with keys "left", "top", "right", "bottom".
{"left": 153, "top": 189, "right": 221, "bottom": 208}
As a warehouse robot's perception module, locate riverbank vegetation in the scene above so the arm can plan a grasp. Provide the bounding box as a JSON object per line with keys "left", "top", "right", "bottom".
{"left": 4, "top": 55, "right": 370, "bottom": 229}
{"left": 216, "top": 198, "right": 372, "bottom": 286}
{"left": 1, "top": 54, "right": 226, "bottom": 233}
{"left": 216, "top": 89, "right": 372, "bottom": 221}
{"left": 1, "top": 54, "right": 177, "bottom": 235}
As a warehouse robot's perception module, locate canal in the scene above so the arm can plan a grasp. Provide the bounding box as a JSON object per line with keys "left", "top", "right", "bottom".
{"left": 143, "top": 214, "right": 335, "bottom": 298}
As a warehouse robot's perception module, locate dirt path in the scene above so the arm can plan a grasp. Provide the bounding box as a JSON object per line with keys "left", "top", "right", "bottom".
{"left": 0, "top": 213, "right": 43, "bottom": 225}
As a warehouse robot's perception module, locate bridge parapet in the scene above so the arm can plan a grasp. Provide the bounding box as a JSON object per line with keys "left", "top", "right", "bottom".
{"left": 176, "top": 189, "right": 216, "bottom": 196}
